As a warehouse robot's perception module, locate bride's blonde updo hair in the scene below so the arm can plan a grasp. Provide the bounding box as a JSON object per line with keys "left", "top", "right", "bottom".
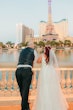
{"left": 44, "top": 46, "right": 51, "bottom": 64}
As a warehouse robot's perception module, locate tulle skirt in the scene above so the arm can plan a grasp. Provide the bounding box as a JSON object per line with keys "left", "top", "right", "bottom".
{"left": 32, "top": 65, "right": 69, "bottom": 110}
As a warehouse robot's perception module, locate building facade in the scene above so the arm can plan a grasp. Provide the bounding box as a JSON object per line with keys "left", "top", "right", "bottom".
{"left": 39, "top": 19, "right": 68, "bottom": 41}
{"left": 16, "top": 23, "right": 34, "bottom": 43}
{"left": 54, "top": 19, "right": 68, "bottom": 40}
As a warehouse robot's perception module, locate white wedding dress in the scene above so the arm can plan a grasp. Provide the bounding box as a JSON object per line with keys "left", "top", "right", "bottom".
{"left": 32, "top": 49, "right": 69, "bottom": 110}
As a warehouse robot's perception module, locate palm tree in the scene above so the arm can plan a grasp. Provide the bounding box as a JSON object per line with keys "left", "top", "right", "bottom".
{"left": 0, "top": 42, "right": 4, "bottom": 48}
{"left": 6, "top": 41, "right": 13, "bottom": 48}
{"left": 58, "top": 40, "right": 64, "bottom": 47}
{"left": 38, "top": 41, "right": 45, "bottom": 47}
{"left": 50, "top": 40, "right": 56, "bottom": 47}
{"left": 45, "top": 41, "right": 50, "bottom": 46}
{"left": 64, "top": 40, "right": 71, "bottom": 46}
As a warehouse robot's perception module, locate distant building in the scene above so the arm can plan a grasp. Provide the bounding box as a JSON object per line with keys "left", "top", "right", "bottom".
{"left": 16, "top": 23, "right": 34, "bottom": 43}
{"left": 38, "top": 0, "right": 68, "bottom": 41}
{"left": 39, "top": 19, "right": 68, "bottom": 41}
{"left": 54, "top": 19, "right": 68, "bottom": 40}
{"left": 64, "top": 36, "right": 73, "bottom": 42}
{"left": 39, "top": 21, "right": 47, "bottom": 38}
{"left": 33, "top": 36, "right": 41, "bottom": 43}
{"left": 40, "top": 0, "right": 59, "bottom": 41}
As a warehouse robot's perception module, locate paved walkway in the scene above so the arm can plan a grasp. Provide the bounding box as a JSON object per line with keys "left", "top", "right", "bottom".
{"left": 0, "top": 102, "right": 73, "bottom": 110}
{"left": 0, "top": 105, "right": 21, "bottom": 110}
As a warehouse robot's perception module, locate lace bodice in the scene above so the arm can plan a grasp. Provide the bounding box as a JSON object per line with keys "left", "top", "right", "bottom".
{"left": 42, "top": 49, "right": 58, "bottom": 67}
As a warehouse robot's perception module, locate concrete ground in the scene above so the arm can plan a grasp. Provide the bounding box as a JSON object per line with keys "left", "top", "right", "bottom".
{"left": 0, "top": 102, "right": 73, "bottom": 110}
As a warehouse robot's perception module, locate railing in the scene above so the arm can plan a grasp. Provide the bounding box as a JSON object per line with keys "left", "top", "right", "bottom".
{"left": 0, "top": 67, "right": 73, "bottom": 105}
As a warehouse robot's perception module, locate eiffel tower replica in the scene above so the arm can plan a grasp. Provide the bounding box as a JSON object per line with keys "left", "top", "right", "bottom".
{"left": 42, "top": 0, "right": 58, "bottom": 41}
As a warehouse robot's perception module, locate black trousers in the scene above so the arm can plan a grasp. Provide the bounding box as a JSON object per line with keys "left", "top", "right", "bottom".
{"left": 15, "top": 67, "right": 32, "bottom": 110}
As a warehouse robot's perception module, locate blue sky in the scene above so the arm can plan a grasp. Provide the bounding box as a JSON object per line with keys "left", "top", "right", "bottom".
{"left": 0, "top": 0, "right": 73, "bottom": 43}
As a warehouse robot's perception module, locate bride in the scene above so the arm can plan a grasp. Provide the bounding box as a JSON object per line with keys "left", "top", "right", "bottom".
{"left": 32, "top": 46, "right": 69, "bottom": 110}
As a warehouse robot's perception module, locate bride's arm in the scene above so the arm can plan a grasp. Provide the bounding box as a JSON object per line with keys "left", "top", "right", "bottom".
{"left": 37, "top": 55, "right": 42, "bottom": 63}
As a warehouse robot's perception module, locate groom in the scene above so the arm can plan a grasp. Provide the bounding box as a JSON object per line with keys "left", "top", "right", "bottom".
{"left": 15, "top": 42, "right": 38, "bottom": 110}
